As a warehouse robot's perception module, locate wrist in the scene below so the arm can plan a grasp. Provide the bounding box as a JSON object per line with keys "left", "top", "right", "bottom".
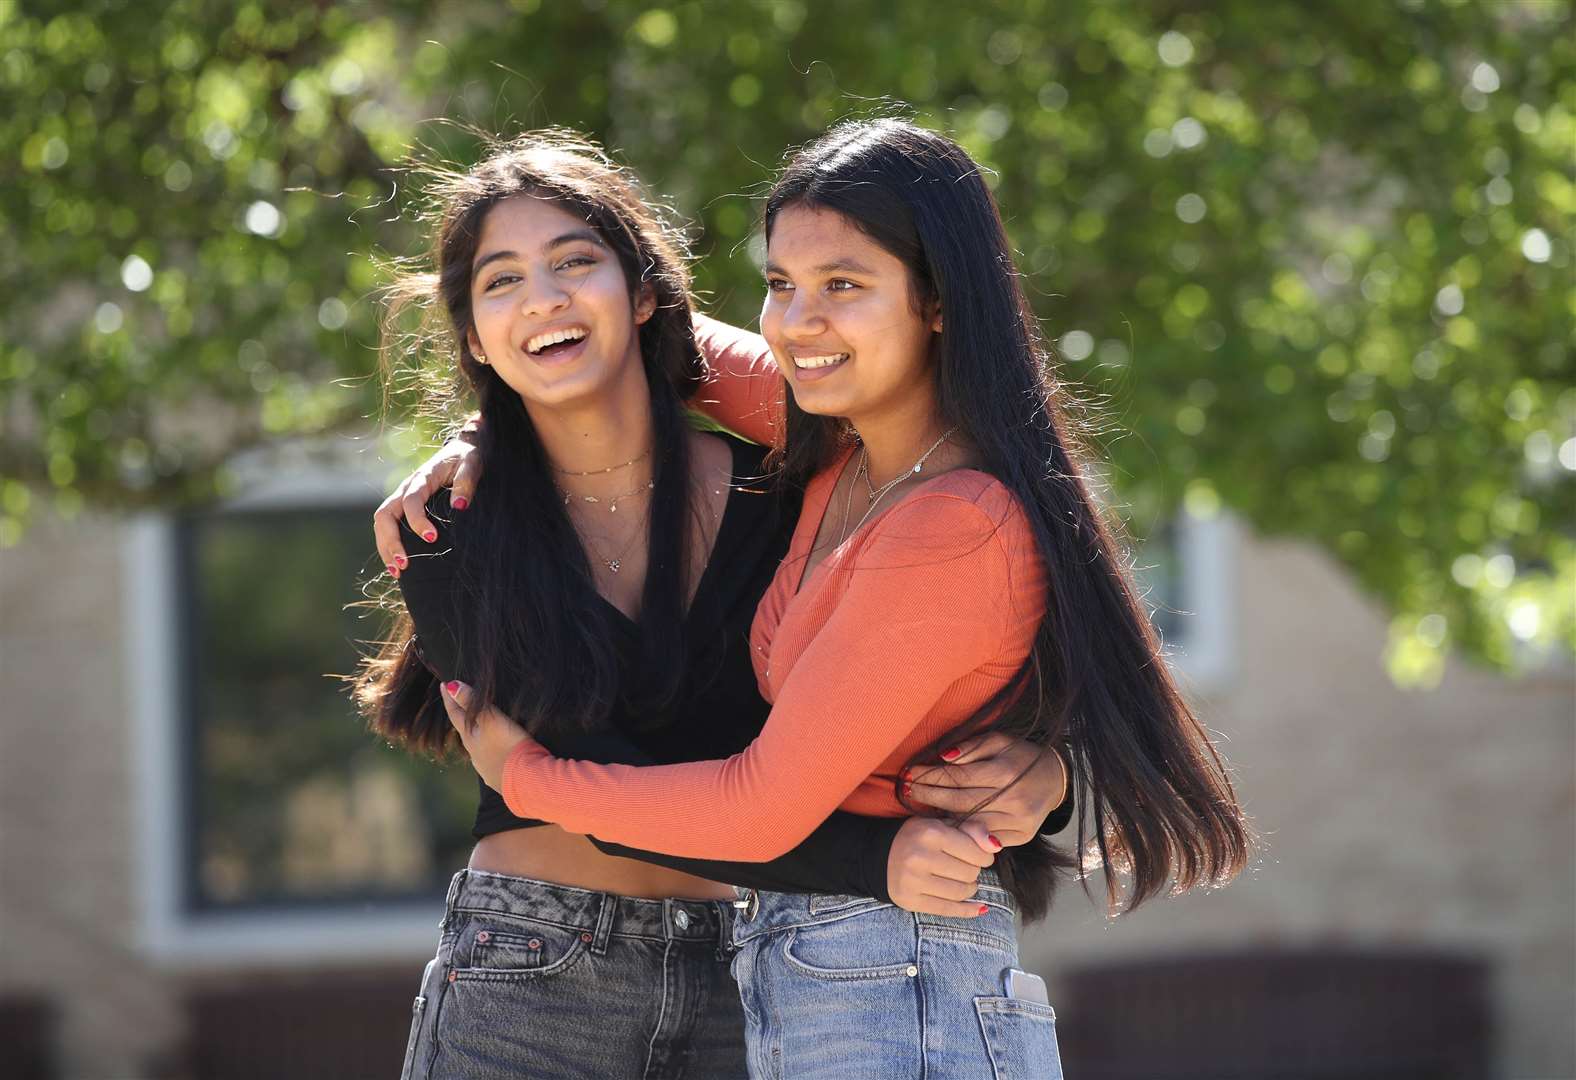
{"left": 1048, "top": 745, "right": 1070, "bottom": 810}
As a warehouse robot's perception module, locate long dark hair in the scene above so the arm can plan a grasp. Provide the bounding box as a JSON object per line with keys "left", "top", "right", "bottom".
{"left": 766, "top": 118, "right": 1250, "bottom": 920}
{"left": 355, "top": 130, "right": 701, "bottom": 754}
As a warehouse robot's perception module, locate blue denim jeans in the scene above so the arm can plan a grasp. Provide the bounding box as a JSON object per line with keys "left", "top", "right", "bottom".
{"left": 400, "top": 869, "right": 747, "bottom": 1079}
{"left": 726, "top": 872, "right": 1062, "bottom": 1079}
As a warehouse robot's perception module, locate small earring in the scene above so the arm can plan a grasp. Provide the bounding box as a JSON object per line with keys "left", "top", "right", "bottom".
{"left": 475, "top": 352, "right": 487, "bottom": 364}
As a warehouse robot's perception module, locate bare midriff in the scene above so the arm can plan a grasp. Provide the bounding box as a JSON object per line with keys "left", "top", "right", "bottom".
{"left": 468, "top": 825, "right": 735, "bottom": 901}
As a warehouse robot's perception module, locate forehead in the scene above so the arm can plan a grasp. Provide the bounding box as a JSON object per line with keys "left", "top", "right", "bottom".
{"left": 475, "top": 195, "right": 599, "bottom": 252}
{"left": 766, "top": 203, "right": 904, "bottom": 273}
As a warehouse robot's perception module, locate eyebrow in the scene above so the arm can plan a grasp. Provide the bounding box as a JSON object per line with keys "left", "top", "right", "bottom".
{"left": 764, "top": 256, "right": 878, "bottom": 277}
{"left": 473, "top": 230, "right": 606, "bottom": 273}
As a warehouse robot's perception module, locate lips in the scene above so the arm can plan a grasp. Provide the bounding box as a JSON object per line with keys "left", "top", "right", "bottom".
{"left": 524, "top": 325, "right": 589, "bottom": 355}
{"left": 792, "top": 352, "right": 849, "bottom": 369}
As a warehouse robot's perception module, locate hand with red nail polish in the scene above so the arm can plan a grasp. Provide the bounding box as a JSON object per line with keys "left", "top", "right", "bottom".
{"left": 904, "top": 732, "right": 1070, "bottom": 853}
{"left": 886, "top": 818, "right": 995, "bottom": 920}
{"left": 438, "top": 678, "right": 537, "bottom": 794}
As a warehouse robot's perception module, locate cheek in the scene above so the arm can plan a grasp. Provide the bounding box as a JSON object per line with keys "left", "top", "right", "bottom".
{"left": 759, "top": 298, "right": 782, "bottom": 339}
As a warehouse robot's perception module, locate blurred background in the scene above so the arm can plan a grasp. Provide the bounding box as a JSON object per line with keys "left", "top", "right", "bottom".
{"left": 1, "top": 0, "right": 1571, "bottom": 1077}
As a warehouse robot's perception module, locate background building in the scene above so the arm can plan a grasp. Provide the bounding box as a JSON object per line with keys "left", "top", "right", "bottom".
{"left": 2, "top": 468, "right": 1570, "bottom": 1076}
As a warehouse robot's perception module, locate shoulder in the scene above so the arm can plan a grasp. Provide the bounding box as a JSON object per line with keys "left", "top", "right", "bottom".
{"left": 707, "top": 430, "right": 772, "bottom": 481}
{"left": 872, "top": 470, "right": 1027, "bottom": 541}
{"left": 857, "top": 471, "right": 1036, "bottom": 577}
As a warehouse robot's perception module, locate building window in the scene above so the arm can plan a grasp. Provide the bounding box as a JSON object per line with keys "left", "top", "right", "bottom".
{"left": 177, "top": 503, "right": 475, "bottom": 912}
{"left": 1133, "top": 510, "right": 1237, "bottom": 692}
{"left": 129, "top": 446, "right": 477, "bottom": 963}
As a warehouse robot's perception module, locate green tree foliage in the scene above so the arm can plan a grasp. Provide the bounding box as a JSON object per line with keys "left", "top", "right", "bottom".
{"left": 3, "top": 0, "right": 1571, "bottom": 681}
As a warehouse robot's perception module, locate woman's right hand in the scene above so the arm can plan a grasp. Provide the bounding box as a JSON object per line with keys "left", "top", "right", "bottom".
{"left": 886, "top": 816, "right": 997, "bottom": 918}
{"left": 373, "top": 437, "right": 484, "bottom": 576}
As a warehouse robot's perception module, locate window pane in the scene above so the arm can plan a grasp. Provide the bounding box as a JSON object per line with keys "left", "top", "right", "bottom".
{"left": 1134, "top": 523, "right": 1186, "bottom": 645}
{"left": 182, "top": 506, "right": 475, "bottom": 910}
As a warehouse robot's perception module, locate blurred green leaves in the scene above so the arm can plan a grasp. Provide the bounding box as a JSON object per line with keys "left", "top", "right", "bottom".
{"left": 2, "top": 0, "right": 1571, "bottom": 681}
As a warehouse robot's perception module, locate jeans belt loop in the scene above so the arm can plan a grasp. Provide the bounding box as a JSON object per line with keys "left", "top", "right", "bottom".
{"left": 440, "top": 870, "right": 467, "bottom": 929}
{"left": 589, "top": 891, "right": 616, "bottom": 957}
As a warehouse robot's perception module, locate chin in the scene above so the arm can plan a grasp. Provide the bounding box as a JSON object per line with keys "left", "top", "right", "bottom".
{"left": 785, "top": 383, "right": 858, "bottom": 419}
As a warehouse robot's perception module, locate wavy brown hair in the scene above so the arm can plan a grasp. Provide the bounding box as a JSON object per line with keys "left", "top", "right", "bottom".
{"left": 353, "top": 129, "right": 701, "bottom": 755}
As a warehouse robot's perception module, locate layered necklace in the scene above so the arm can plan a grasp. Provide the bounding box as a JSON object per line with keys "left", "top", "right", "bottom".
{"left": 554, "top": 445, "right": 653, "bottom": 573}
{"left": 838, "top": 428, "right": 957, "bottom": 546}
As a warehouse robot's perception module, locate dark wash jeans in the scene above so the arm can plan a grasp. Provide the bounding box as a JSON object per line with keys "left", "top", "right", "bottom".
{"left": 400, "top": 869, "right": 747, "bottom": 1079}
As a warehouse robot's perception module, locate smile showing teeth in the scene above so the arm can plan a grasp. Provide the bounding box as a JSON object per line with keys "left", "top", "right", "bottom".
{"left": 793, "top": 353, "right": 848, "bottom": 369}
{"left": 526, "top": 327, "right": 588, "bottom": 355}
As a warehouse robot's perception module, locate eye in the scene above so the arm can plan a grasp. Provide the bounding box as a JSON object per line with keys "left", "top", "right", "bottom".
{"left": 766, "top": 277, "right": 793, "bottom": 293}
{"left": 556, "top": 254, "right": 596, "bottom": 272}
{"left": 827, "top": 279, "right": 858, "bottom": 292}
{"left": 483, "top": 272, "right": 520, "bottom": 291}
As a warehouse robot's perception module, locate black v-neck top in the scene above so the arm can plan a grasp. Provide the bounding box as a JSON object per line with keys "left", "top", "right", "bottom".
{"left": 396, "top": 434, "right": 906, "bottom": 899}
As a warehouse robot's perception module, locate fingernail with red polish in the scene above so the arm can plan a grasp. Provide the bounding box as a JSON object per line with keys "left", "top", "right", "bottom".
{"left": 940, "top": 747, "right": 961, "bottom": 761}
{"left": 386, "top": 565, "right": 400, "bottom": 578}
{"left": 452, "top": 497, "right": 469, "bottom": 511}
{"left": 394, "top": 554, "right": 408, "bottom": 569}
{"left": 977, "top": 903, "right": 989, "bottom": 916}
{"left": 423, "top": 530, "right": 437, "bottom": 543}
{"left": 443, "top": 681, "right": 459, "bottom": 695}
{"left": 988, "top": 834, "right": 1003, "bottom": 850}
{"left": 902, "top": 782, "right": 913, "bottom": 797}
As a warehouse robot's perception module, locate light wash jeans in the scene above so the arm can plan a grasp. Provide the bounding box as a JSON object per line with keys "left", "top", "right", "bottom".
{"left": 726, "top": 871, "right": 1063, "bottom": 1079}
{"left": 400, "top": 869, "right": 747, "bottom": 1079}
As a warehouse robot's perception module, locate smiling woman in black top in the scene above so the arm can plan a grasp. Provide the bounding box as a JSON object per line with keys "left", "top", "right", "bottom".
{"left": 354, "top": 130, "right": 1068, "bottom": 1080}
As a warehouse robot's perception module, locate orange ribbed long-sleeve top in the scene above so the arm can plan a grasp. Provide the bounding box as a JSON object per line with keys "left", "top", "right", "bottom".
{"left": 499, "top": 318, "right": 1047, "bottom": 860}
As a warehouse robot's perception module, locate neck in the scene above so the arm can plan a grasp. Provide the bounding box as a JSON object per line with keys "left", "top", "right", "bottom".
{"left": 520, "top": 359, "right": 657, "bottom": 491}
{"left": 849, "top": 394, "right": 951, "bottom": 489}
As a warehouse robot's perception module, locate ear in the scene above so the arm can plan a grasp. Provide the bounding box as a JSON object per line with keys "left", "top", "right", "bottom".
{"left": 633, "top": 283, "right": 657, "bottom": 326}
{"left": 929, "top": 302, "right": 943, "bottom": 334}
{"left": 465, "top": 328, "right": 487, "bottom": 364}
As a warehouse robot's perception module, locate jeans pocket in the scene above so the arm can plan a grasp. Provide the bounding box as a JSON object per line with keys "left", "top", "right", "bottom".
{"left": 451, "top": 917, "right": 591, "bottom": 981}
{"left": 780, "top": 912, "right": 918, "bottom": 981}
{"left": 975, "top": 996, "right": 1062, "bottom": 1080}
{"left": 399, "top": 957, "right": 437, "bottom": 1080}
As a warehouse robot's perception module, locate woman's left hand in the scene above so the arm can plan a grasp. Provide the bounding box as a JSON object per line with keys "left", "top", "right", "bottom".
{"left": 903, "top": 732, "right": 1068, "bottom": 847}
{"left": 440, "top": 680, "right": 535, "bottom": 792}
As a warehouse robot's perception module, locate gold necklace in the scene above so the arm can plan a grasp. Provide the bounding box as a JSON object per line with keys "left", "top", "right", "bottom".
{"left": 558, "top": 478, "right": 655, "bottom": 514}
{"left": 551, "top": 446, "right": 652, "bottom": 477}
{"left": 573, "top": 510, "right": 647, "bottom": 574}
{"left": 837, "top": 428, "right": 957, "bottom": 546}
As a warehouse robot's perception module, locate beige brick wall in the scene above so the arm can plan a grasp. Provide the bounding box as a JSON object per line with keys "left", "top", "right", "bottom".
{"left": 1021, "top": 533, "right": 1576, "bottom": 1079}
{"left": 0, "top": 513, "right": 184, "bottom": 1078}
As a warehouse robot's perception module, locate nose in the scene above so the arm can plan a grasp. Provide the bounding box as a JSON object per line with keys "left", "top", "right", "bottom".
{"left": 519, "top": 274, "right": 571, "bottom": 318}
{"left": 777, "top": 288, "right": 826, "bottom": 340}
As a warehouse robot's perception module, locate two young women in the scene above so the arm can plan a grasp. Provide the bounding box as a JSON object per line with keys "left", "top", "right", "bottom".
{"left": 360, "top": 127, "right": 1076, "bottom": 1079}
{"left": 364, "top": 120, "right": 1248, "bottom": 1078}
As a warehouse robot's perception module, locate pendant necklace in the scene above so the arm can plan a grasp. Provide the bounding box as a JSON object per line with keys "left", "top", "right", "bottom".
{"left": 584, "top": 525, "right": 643, "bottom": 574}
{"left": 838, "top": 428, "right": 957, "bottom": 546}
{"left": 559, "top": 478, "right": 655, "bottom": 514}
